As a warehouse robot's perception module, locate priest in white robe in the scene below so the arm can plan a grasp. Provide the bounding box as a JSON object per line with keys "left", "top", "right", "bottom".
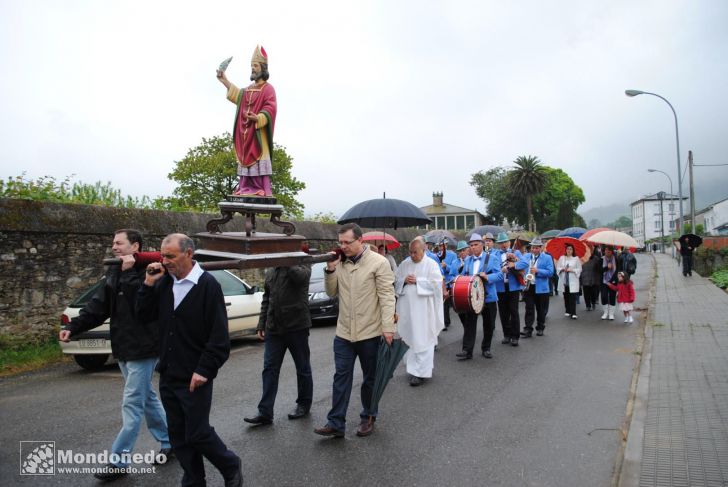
{"left": 395, "top": 239, "right": 445, "bottom": 386}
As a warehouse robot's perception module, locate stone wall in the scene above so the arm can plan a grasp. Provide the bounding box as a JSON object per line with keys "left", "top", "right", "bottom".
{"left": 0, "top": 198, "right": 419, "bottom": 342}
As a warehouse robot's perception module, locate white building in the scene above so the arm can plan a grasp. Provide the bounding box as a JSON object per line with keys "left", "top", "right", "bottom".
{"left": 631, "top": 192, "right": 687, "bottom": 248}
{"left": 682, "top": 196, "right": 728, "bottom": 236}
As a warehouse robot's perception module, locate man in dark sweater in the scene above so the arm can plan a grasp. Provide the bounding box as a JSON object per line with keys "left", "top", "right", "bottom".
{"left": 243, "top": 264, "right": 314, "bottom": 425}
{"left": 137, "top": 233, "right": 242, "bottom": 487}
{"left": 59, "top": 229, "right": 171, "bottom": 481}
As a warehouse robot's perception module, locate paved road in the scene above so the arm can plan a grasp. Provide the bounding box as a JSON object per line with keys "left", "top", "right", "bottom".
{"left": 1, "top": 255, "right": 651, "bottom": 487}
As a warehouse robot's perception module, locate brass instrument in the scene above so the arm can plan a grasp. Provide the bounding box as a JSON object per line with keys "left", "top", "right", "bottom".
{"left": 523, "top": 254, "right": 537, "bottom": 291}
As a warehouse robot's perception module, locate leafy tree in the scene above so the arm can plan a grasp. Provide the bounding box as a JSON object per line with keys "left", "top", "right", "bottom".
{"left": 508, "top": 156, "right": 547, "bottom": 232}
{"left": 606, "top": 215, "right": 632, "bottom": 229}
{"left": 470, "top": 164, "right": 585, "bottom": 233}
{"left": 306, "top": 211, "right": 338, "bottom": 224}
{"left": 167, "top": 133, "right": 306, "bottom": 218}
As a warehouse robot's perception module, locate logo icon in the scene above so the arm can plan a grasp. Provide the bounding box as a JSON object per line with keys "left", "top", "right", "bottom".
{"left": 20, "top": 441, "right": 55, "bottom": 475}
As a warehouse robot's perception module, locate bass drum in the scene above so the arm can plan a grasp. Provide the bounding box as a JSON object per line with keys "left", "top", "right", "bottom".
{"left": 450, "top": 275, "right": 485, "bottom": 314}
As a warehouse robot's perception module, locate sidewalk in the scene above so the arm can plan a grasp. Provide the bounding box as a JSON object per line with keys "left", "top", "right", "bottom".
{"left": 621, "top": 254, "right": 728, "bottom": 487}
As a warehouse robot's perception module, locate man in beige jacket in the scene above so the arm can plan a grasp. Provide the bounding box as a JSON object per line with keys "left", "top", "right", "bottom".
{"left": 314, "top": 223, "right": 396, "bottom": 438}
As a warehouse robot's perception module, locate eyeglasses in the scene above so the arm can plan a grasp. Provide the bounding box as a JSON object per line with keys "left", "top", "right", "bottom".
{"left": 338, "top": 238, "right": 358, "bottom": 246}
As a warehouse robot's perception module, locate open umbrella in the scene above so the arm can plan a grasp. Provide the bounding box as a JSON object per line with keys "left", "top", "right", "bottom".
{"left": 540, "top": 229, "right": 562, "bottom": 239}
{"left": 584, "top": 230, "right": 639, "bottom": 249}
{"left": 679, "top": 233, "right": 703, "bottom": 249}
{"left": 466, "top": 225, "right": 505, "bottom": 239}
{"left": 338, "top": 196, "right": 431, "bottom": 229}
{"left": 557, "top": 227, "right": 587, "bottom": 239}
{"left": 361, "top": 231, "right": 400, "bottom": 251}
{"left": 368, "top": 338, "right": 409, "bottom": 422}
{"left": 544, "top": 237, "right": 588, "bottom": 260}
{"left": 425, "top": 229, "right": 457, "bottom": 248}
{"left": 579, "top": 227, "right": 611, "bottom": 241}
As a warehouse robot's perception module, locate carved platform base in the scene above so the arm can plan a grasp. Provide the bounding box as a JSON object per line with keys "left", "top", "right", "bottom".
{"left": 195, "top": 232, "right": 306, "bottom": 255}
{"left": 206, "top": 197, "right": 296, "bottom": 237}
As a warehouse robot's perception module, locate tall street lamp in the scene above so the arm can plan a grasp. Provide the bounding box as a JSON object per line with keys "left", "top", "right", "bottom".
{"left": 625, "top": 89, "right": 684, "bottom": 235}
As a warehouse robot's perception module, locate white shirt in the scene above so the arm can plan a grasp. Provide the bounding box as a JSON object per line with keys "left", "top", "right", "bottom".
{"left": 472, "top": 252, "right": 482, "bottom": 275}
{"left": 172, "top": 261, "right": 204, "bottom": 309}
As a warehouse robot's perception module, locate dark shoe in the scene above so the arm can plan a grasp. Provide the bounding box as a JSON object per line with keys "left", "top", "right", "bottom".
{"left": 93, "top": 464, "right": 128, "bottom": 481}
{"left": 409, "top": 376, "right": 425, "bottom": 387}
{"left": 482, "top": 350, "right": 493, "bottom": 359}
{"left": 520, "top": 331, "right": 532, "bottom": 338}
{"left": 501, "top": 337, "right": 511, "bottom": 344}
{"left": 224, "top": 456, "right": 243, "bottom": 487}
{"left": 456, "top": 351, "right": 473, "bottom": 360}
{"left": 154, "top": 447, "right": 175, "bottom": 465}
{"left": 510, "top": 338, "right": 519, "bottom": 347}
{"left": 314, "top": 425, "right": 344, "bottom": 438}
{"left": 287, "top": 405, "right": 310, "bottom": 420}
{"left": 243, "top": 414, "right": 272, "bottom": 425}
{"left": 356, "top": 419, "right": 374, "bottom": 437}
{"left": 536, "top": 330, "right": 544, "bottom": 336}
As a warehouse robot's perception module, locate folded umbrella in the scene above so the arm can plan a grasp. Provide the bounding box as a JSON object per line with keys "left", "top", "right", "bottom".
{"left": 368, "top": 338, "right": 409, "bottom": 422}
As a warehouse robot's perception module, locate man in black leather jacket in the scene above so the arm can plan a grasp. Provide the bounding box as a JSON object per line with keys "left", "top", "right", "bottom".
{"left": 243, "top": 264, "right": 313, "bottom": 425}
{"left": 59, "top": 229, "right": 171, "bottom": 481}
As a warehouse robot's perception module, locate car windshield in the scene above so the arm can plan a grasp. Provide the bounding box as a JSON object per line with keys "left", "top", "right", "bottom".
{"left": 210, "top": 270, "right": 251, "bottom": 296}
{"left": 71, "top": 279, "right": 104, "bottom": 307}
{"left": 311, "top": 262, "right": 327, "bottom": 280}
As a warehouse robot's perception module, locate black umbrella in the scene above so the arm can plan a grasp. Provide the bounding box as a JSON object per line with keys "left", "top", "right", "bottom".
{"left": 425, "top": 229, "right": 457, "bottom": 248}
{"left": 679, "top": 233, "right": 703, "bottom": 249}
{"left": 338, "top": 196, "right": 431, "bottom": 230}
{"left": 367, "top": 338, "right": 409, "bottom": 422}
{"left": 466, "top": 224, "right": 505, "bottom": 239}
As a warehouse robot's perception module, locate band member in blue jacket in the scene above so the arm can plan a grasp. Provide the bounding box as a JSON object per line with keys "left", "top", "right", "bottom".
{"left": 436, "top": 240, "right": 459, "bottom": 330}
{"left": 494, "top": 232, "right": 529, "bottom": 346}
{"left": 456, "top": 233, "right": 504, "bottom": 360}
{"left": 519, "top": 239, "right": 555, "bottom": 337}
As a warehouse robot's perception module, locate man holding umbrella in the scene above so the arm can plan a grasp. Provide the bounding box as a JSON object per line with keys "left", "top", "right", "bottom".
{"left": 314, "top": 223, "right": 396, "bottom": 438}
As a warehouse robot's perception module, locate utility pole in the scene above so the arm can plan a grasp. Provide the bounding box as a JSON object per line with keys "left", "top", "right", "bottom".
{"left": 689, "top": 150, "right": 696, "bottom": 233}
{"left": 658, "top": 191, "right": 665, "bottom": 253}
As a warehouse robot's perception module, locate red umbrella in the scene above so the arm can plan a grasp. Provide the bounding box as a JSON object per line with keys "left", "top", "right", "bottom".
{"left": 579, "top": 227, "right": 611, "bottom": 241}
{"left": 545, "top": 237, "right": 588, "bottom": 260}
{"left": 361, "top": 231, "right": 400, "bottom": 251}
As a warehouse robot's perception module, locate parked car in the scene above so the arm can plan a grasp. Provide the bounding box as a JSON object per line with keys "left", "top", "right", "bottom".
{"left": 307, "top": 262, "right": 338, "bottom": 321}
{"left": 59, "top": 270, "right": 263, "bottom": 370}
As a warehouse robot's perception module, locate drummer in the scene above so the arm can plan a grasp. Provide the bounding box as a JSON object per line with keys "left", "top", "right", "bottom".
{"left": 455, "top": 233, "right": 504, "bottom": 361}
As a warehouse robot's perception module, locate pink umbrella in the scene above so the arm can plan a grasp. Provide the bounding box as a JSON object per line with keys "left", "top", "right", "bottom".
{"left": 361, "top": 231, "right": 400, "bottom": 251}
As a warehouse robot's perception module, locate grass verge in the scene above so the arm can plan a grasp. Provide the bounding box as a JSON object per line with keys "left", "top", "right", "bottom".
{"left": 0, "top": 338, "right": 68, "bottom": 377}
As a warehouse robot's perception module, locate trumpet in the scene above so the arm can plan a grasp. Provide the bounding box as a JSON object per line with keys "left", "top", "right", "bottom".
{"left": 523, "top": 272, "right": 535, "bottom": 291}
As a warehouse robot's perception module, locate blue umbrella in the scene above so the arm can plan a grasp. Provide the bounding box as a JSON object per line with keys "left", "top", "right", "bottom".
{"left": 557, "top": 227, "right": 587, "bottom": 239}
{"left": 338, "top": 196, "right": 431, "bottom": 230}
{"left": 541, "top": 229, "right": 562, "bottom": 239}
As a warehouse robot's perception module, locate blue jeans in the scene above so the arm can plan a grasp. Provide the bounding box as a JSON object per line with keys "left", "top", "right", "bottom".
{"left": 257, "top": 328, "right": 313, "bottom": 419}
{"left": 326, "top": 336, "right": 379, "bottom": 432}
{"left": 111, "top": 358, "right": 170, "bottom": 466}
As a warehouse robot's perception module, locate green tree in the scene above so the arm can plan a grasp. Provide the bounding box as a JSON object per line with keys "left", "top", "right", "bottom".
{"left": 508, "top": 155, "right": 547, "bottom": 232}
{"left": 167, "top": 133, "right": 306, "bottom": 218}
{"left": 607, "top": 215, "right": 632, "bottom": 229}
{"left": 306, "top": 211, "right": 338, "bottom": 224}
{"left": 470, "top": 164, "right": 585, "bottom": 232}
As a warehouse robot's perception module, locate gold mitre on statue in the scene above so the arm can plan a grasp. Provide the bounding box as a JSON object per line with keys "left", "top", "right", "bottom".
{"left": 251, "top": 45, "right": 268, "bottom": 65}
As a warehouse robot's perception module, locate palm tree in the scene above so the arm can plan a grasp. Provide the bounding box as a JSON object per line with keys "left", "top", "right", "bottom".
{"left": 509, "top": 155, "right": 547, "bottom": 233}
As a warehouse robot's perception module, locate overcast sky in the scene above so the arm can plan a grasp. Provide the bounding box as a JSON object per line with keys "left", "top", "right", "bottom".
{"left": 1, "top": 0, "right": 726, "bottom": 219}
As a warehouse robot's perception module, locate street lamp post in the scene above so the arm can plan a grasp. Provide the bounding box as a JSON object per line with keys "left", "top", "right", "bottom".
{"left": 648, "top": 168, "right": 676, "bottom": 256}
{"left": 625, "top": 89, "right": 684, "bottom": 236}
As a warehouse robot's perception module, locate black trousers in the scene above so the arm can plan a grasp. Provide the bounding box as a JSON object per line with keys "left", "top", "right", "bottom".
{"left": 523, "top": 288, "right": 549, "bottom": 331}
{"left": 460, "top": 301, "right": 497, "bottom": 353}
{"left": 563, "top": 286, "right": 577, "bottom": 316}
{"left": 160, "top": 377, "right": 239, "bottom": 487}
{"left": 497, "top": 289, "right": 520, "bottom": 339}
{"left": 582, "top": 285, "right": 600, "bottom": 308}
{"left": 682, "top": 254, "right": 693, "bottom": 275}
{"left": 443, "top": 295, "right": 452, "bottom": 326}
{"left": 600, "top": 283, "right": 616, "bottom": 305}
{"left": 257, "top": 328, "right": 313, "bottom": 419}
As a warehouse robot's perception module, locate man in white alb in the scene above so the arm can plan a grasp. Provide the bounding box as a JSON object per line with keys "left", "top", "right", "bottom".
{"left": 394, "top": 239, "right": 445, "bottom": 386}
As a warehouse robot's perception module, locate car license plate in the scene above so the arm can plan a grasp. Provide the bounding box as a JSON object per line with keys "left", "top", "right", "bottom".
{"left": 79, "top": 339, "right": 106, "bottom": 348}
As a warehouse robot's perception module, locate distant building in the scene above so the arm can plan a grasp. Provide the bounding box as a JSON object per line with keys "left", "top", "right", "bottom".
{"left": 631, "top": 192, "right": 688, "bottom": 248}
{"left": 419, "top": 192, "right": 487, "bottom": 231}
{"left": 678, "top": 196, "right": 728, "bottom": 236}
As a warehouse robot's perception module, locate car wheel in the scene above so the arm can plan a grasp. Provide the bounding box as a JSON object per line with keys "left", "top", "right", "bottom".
{"left": 73, "top": 354, "right": 109, "bottom": 370}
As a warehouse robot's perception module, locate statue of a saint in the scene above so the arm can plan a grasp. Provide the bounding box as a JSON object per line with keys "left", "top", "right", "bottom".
{"left": 217, "top": 45, "right": 277, "bottom": 197}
